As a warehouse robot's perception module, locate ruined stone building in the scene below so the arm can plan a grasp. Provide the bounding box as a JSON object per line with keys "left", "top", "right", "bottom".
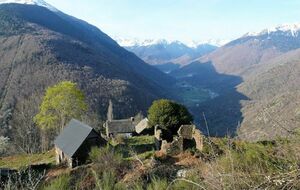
{"left": 155, "top": 124, "right": 203, "bottom": 155}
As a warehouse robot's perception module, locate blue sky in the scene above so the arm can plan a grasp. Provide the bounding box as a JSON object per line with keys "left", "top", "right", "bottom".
{"left": 47, "top": 0, "right": 300, "bottom": 42}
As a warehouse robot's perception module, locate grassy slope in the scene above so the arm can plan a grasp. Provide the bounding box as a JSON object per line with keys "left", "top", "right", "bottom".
{"left": 45, "top": 134, "right": 299, "bottom": 189}
{"left": 1, "top": 135, "right": 299, "bottom": 189}
{"left": 113, "top": 135, "right": 156, "bottom": 161}
{"left": 0, "top": 150, "right": 55, "bottom": 169}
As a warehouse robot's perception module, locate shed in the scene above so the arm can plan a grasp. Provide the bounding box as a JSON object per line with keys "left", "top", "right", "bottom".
{"left": 54, "top": 119, "right": 106, "bottom": 168}
{"left": 104, "top": 118, "right": 136, "bottom": 137}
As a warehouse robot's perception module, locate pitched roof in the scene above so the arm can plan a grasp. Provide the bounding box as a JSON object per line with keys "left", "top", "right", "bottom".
{"left": 135, "top": 118, "right": 149, "bottom": 134}
{"left": 106, "top": 119, "right": 135, "bottom": 134}
{"left": 54, "top": 119, "right": 95, "bottom": 158}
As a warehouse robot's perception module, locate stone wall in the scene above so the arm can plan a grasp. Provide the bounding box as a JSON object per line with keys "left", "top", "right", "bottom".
{"left": 155, "top": 125, "right": 204, "bottom": 155}
{"left": 193, "top": 129, "right": 203, "bottom": 151}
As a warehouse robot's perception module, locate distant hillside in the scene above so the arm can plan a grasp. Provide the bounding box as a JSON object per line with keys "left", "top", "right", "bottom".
{"left": 121, "top": 39, "right": 217, "bottom": 72}
{"left": 0, "top": 3, "right": 175, "bottom": 136}
{"left": 237, "top": 49, "right": 300, "bottom": 141}
{"left": 198, "top": 23, "right": 300, "bottom": 75}
{"left": 171, "top": 24, "right": 300, "bottom": 140}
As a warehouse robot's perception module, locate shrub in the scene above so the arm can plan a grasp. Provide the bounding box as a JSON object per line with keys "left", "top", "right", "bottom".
{"left": 146, "top": 177, "right": 168, "bottom": 190}
{"left": 89, "top": 146, "right": 124, "bottom": 175}
{"left": 92, "top": 170, "right": 126, "bottom": 190}
{"left": 115, "top": 134, "right": 126, "bottom": 145}
{"left": 148, "top": 99, "right": 193, "bottom": 135}
{"left": 43, "top": 174, "right": 70, "bottom": 190}
{"left": 148, "top": 164, "right": 178, "bottom": 179}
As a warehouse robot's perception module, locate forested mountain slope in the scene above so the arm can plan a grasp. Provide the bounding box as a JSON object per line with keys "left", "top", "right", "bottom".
{"left": 237, "top": 49, "right": 300, "bottom": 140}
{"left": 0, "top": 4, "right": 175, "bottom": 137}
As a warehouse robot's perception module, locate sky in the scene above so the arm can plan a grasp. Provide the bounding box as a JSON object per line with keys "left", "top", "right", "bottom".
{"left": 46, "top": 0, "right": 300, "bottom": 43}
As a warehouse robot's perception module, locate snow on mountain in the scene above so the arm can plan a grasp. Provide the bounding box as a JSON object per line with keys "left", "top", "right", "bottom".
{"left": 186, "top": 39, "right": 230, "bottom": 48}
{"left": 0, "top": 0, "right": 58, "bottom": 12}
{"left": 115, "top": 38, "right": 181, "bottom": 47}
{"left": 244, "top": 23, "right": 300, "bottom": 37}
{"left": 114, "top": 37, "right": 226, "bottom": 48}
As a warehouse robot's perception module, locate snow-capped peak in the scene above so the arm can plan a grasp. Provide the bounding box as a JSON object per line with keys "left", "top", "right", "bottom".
{"left": 0, "top": 0, "right": 58, "bottom": 12}
{"left": 114, "top": 37, "right": 227, "bottom": 48}
{"left": 244, "top": 23, "right": 300, "bottom": 37}
{"left": 114, "top": 38, "right": 183, "bottom": 47}
{"left": 186, "top": 39, "right": 229, "bottom": 48}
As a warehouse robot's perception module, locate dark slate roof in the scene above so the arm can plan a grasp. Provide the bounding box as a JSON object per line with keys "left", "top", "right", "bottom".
{"left": 106, "top": 119, "right": 135, "bottom": 134}
{"left": 54, "top": 119, "right": 94, "bottom": 158}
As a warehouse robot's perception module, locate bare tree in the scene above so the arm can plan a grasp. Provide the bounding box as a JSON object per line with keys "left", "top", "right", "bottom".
{"left": 11, "top": 96, "right": 41, "bottom": 154}
{"left": 0, "top": 136, "right": 9, "bottom": 156}
{"left": 2, "top": 169, "right": 45, "bottom": 190}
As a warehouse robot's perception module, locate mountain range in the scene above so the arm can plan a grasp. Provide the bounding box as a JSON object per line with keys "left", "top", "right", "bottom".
{"left": 0, "top": 0, "right": 299, "bottom": 142}
{"left": 171, "top": 23, "right": 300, "bottom": 140}
{"left": 117, "top": 39, "right": 218, "bottom": 72}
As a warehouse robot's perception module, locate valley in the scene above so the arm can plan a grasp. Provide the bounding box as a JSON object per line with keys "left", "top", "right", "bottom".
{"left": 123, "top": 24, "right": 300, "bottom": 140}
{"left": 0, "top": 0, "right": 300, "bottom": 189}
{"left": 173, "top": 82, "right": 218, "bottom": 107}
{"left": 0, "top": 0, "right": 298, "bottom": 143}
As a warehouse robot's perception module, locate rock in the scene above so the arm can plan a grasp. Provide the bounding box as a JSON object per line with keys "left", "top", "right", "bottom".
{"left": 161, "top": 137, "right": 183, "bottom": 156}
{"left": 177, "top": 169, "right": 188, "bottom": 178}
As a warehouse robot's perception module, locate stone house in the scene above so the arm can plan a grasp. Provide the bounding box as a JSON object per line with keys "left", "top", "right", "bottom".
{"left": 54, "top": 119, "right": 106, "bottom": 168}
{"left": 104, "top": 117, "right": 136, "bottom": 137}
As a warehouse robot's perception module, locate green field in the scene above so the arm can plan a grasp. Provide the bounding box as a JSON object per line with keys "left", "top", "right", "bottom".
{"left": 176, "top": 86, "right": 212, "bottom": 107}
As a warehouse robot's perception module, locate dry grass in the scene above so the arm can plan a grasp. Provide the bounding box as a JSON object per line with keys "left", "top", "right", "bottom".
{"left": 172, "top": 135, "right": 300, "bottom": 190}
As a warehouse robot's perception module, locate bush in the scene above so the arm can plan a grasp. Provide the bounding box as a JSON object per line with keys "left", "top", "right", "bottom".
{"left": 219, "top": 141, "right": 289, "bottom": 173}
{"left": 188, "top": 138, "right": 300, "bottom": 189}
{"left": 114, "top": 135, "right": 126, "bottom": 145}
{"left": 146, "top": 177, "right": 168, "bottom": 190}
{"left": 43, "top": 175, "right": 70, "bottom": 190}
{"left": 148, "top": 164, "right": 178, "bottom": 179}
{"left": 148, "top": 99, "right": 193, "bottom": 135}
{"left": 92, "top": 170, "right": 126, "bottom": 190}
{"left": 89, "top": 146, "right": 124, "bottom": 175}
